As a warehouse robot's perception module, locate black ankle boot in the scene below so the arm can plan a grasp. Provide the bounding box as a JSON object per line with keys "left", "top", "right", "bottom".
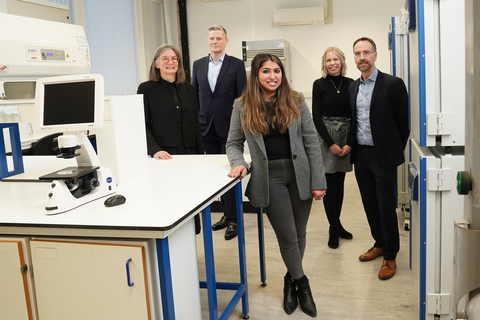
{"left": 283, "top": 273, "right": 297, "bottom": 314}
{"left": 295, "top": 275, "right": 317, "bottom": 317}
{"left": 328, "top": 226, "right": 339, "bottom": 249}
{"left": 338, "top": 224, "right": 353, "bottom": 239}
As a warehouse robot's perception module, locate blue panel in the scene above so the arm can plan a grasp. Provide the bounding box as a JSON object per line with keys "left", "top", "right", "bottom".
{"left": 419, "top": 155, "right": 427, "bottom": 320}
{"left": 417, "top": 0, "right": 428, "bottom": 146}
{"left": 234, "top": 182, "right": 249, "bottom": 316}
{"left": 391, "top": 17, "right": 397, "bottom": 76}
{"left": 0, "top": 123, "right": 24, "bottom": 179}
{"left": 156, "top": 238, "right": 176, "bottom": 320}
{"left": 406, "top": 0, "right": 417, "bottom": 32}
{"left": 409, "top": 141, "right": 412, "bottom": 271}
{"left": 201, "top": 205, "right": 219, "bottom": 320}
{"left": 407, "top": 34, "right": 412, "bottom": 131}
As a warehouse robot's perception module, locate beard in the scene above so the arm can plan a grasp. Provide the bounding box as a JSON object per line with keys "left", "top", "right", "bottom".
{"left": 356, "top": 60, "right": 373, "bottom": 73}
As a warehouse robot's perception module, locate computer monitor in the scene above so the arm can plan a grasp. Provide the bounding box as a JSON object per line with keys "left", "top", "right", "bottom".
{"left": 34, "top": 74, "right": 104, "bottom": 133}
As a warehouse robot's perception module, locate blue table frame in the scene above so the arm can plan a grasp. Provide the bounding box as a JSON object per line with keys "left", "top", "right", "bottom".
{"left": 200, "top": 181, "right": 249, "bottom": 319}
{"left": 155, "top": 181, "right": 250, "bottom": 320}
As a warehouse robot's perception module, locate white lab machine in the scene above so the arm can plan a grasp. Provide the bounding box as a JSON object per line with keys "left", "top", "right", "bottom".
{"left": 0, "top": 13, "right": 148, "bottom": 188}
{"left": 399, "top": 1, "right": 471, "bottom": 319}
{"left": 0, "top": 12, "right": 91, "bottom": 149}
{"left": 33, "top": 74, "right": 116, "bottom": 214}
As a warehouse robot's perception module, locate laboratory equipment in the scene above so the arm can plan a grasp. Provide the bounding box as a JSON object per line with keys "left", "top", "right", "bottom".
{"left": 34, "top": 74, "right": 116, "bottom": 214}
{"left": 0, "top": 13, "right": 92, "bottom": 151}
{"left": 241, "top": 39, "right": 291, "bottom": 84}
{"left": 33, "top": 74, "right": 104, "bottom": 133}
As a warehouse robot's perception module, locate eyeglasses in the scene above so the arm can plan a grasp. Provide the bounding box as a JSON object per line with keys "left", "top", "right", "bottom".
{"left": 354, "top": 51, "right": 375, "bottom": 58}
{"left": 158, "top": 56, "right": 179, "bottom": 62}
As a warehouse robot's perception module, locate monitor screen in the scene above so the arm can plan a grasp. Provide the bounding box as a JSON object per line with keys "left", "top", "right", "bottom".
{"left": 43, "top": 81, "right": 95, "bottom": 126}
{"left": 34, "top": 74, "right": 104, "bottom": 133}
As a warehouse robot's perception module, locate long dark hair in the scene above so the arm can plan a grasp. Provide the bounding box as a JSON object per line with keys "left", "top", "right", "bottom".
{"left": 240, "top": 53, "right": 301, "bottom": 136}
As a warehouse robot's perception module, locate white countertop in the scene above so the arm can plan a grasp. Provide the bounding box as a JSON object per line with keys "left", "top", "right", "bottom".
{"left": 0, "top": 155, "right": 237, "bottom": 238}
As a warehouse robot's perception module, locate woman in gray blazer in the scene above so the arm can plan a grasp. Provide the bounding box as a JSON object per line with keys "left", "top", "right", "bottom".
{"left": 226, "top": 53, "right": 327, "bottom": 317}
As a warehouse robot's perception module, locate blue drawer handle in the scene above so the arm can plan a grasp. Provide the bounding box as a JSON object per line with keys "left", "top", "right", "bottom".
{"left": 126, "top": 258, "right": 134, "bottom": 287}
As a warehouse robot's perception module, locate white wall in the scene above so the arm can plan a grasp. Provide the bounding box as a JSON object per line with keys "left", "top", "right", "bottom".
{"left": 186, "top": 0, "right": 406, "bottom": 96}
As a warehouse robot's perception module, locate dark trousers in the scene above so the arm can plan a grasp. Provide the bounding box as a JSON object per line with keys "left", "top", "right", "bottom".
{"left": 354, "top": 145, "right": 399, "bottom": 260}
{"left": 323, "top": 172, "right": 346, "bottom": 231}
{"left": 264, "top": 159, "right": 313, "bottom": 280}
{"left": 202, "top": 123, "right": 237, "bottom": 223}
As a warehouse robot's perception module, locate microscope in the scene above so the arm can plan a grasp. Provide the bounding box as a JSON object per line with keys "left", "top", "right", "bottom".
{"left": 39, "top": 133, "right": 116, "bottom": 215}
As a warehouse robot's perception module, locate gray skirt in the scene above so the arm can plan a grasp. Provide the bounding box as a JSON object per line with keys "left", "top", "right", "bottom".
{"left": 318, "top": 116, "right": 353, "bottom": 174}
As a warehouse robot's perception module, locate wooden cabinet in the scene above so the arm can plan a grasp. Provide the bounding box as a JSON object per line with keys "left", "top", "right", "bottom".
{"left": 2, "top": 237, "right": 157, "bottom": 320}
{"left": 0, "top": 237, "right": 37, "bottom": 320}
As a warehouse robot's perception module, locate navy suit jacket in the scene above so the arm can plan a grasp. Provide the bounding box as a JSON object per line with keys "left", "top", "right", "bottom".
{"left": 192, "top": 54, "right": 247, "bottom": 139}
{"left": 348, "top": 70, "right": 410, "bottom": 169}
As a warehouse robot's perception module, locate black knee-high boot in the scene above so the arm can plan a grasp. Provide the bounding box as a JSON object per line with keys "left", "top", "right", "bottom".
{"left": 283, "top": 272, "right": 297, "bottom": 314}
{"left": 294, "top": 275, "right": 317, "bottom": 317}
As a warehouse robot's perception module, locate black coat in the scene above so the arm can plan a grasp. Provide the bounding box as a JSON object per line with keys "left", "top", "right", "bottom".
{"left": 137, "top": 78, "right": 204, "bottom": 156}
{"left": 348, "top": 70, "right": 410, "bottom": 169}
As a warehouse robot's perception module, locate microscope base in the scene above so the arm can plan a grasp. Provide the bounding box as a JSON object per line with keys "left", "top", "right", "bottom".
{"left": 44, "top": 167, "right": 116, "bottom": 215}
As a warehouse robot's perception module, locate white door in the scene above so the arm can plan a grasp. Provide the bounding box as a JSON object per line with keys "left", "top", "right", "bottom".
{"left": 30, "top": 239, "right": 151, "bottom": 320}
{"left": 0, "top": 237, "right": 36, "bottom": 320}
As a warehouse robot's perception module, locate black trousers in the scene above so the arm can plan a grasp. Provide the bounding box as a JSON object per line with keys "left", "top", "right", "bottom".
{"left": 323, "top": 172, "right": 347, "bottom": 231}
{"left": 264, "top": 159, "right": 313, "bottom": 280}
{"left": 202, "top": 122, "right": 237, "bottom": 223}
{"left": 354, "top": 145, "right": 399, "bottom": 260}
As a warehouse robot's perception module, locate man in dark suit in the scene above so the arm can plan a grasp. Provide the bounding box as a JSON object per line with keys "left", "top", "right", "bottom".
{"left": 192, "top": 25, "right": 247, "bottom": 240}
{"left": 348, "top": 37, "right": 409, "bottom": 280}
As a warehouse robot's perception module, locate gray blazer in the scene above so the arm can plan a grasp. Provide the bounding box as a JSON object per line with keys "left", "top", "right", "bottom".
{"left": 226, "top": 94, "right": 327, "bottom": 208}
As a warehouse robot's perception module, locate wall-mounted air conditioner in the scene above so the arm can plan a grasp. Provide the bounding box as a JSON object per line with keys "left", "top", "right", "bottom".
{"left": 272, "top": 7, "right": 325, "bottom": 27}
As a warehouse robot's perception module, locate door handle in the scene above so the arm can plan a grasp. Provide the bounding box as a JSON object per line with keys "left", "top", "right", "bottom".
{"left": 126, "top": 258, "right": 134, "bottom": 287}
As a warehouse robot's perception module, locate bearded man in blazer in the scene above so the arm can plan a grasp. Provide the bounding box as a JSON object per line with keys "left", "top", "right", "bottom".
{"left": 192, "top": 25, "right": 247, "bottom": 240}
{"left": 348, "top": 37, "right": 409, "bottom": 280}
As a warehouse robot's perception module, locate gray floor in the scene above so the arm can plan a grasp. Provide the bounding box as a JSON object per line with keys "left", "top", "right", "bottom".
{"left": 197, "top": 172, "right": 419, "bottom": 319}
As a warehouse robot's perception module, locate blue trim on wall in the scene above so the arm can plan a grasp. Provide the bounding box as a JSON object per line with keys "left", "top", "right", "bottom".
{"left": 418, "top": 0, "right": 427, "bottom": 146}
{"left": 407, "top": 34, "right": 412, "bottom": 131}
{"left": 391, "top": 17, "right": 397, "bottom": 76}
{"left": 409, "top": 140, "right": 412, "bottom": 271}
{"left": 419, "top": 155, "right": 427, "bottom": 320}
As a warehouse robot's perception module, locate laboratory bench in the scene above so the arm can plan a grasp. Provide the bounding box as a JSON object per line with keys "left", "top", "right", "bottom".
{"left": 0, "top": 154, "right": 249, "bottom": 320}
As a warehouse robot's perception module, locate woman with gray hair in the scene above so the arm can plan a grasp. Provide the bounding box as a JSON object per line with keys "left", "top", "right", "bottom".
{"left": 312, "top": 47, "right": 354, "bottom": 249}
{"left": 137, "top": 44, "right": 204, "bottom": 233}
{"left": 137, "top": 44, "right": 204, "bottom": 159}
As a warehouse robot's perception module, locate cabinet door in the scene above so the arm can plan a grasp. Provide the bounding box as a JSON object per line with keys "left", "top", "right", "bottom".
{"left": 0, "top": 238, "right": 35, "bottom": 320}
{"left": 30, "top": 239, "right": 151, "bottom": 320}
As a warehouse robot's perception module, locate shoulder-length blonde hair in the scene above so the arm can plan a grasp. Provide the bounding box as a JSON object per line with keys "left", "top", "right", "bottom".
{"left": 148, "top": 44, "right": 186, "bottom": 84}
{"left": 240, "top": 53, "right": 301, "bottom": 136}
{"left": 321, "top": 47, "right": 348, "bottom": 78}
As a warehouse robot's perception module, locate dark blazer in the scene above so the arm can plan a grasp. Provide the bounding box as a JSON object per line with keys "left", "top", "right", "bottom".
{"left": 348, "top": 70, "right": 409, "bottom": 169}
{"left": 137, "top": 79, "right": 204, "bottom": 156}
{"left": 192, "top": 54, "right": 247, "bottom": 139}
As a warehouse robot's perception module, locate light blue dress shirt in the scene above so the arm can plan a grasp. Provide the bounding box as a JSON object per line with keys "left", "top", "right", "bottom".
{"left": 356, "top": 68, "right": 378, "bottom": 146}
{"left": 208, "top": 53, "right": 225, "bottom": 92}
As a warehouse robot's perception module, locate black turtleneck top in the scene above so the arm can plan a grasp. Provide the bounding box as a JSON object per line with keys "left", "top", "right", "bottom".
{"left": 312, "top": 74, "right": 354, "bottom": 147}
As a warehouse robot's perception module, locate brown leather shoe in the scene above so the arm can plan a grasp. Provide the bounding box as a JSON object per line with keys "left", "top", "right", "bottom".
{"left": 378, "top": 260, "right": 396, "bottom": 280}
{"left": 358, "top": 247, "right": 382, "bottom": 261}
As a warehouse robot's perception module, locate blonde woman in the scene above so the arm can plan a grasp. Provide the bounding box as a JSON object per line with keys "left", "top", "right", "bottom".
{"left": 312, "top": 47, "right": 354, "bottom": 249}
